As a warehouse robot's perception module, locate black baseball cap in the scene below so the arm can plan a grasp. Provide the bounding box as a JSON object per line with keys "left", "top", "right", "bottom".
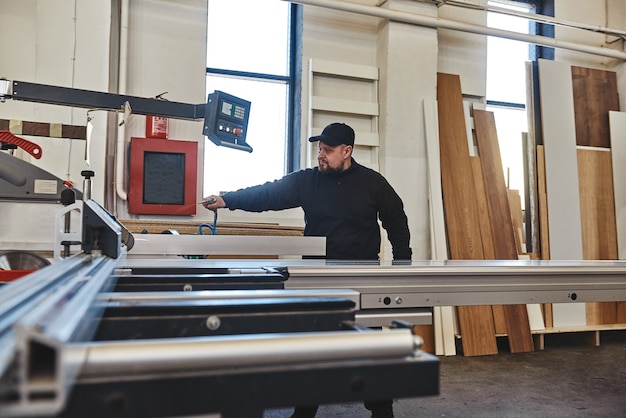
{"left": 308, "top": 123, "right": 355, "bottom": 147}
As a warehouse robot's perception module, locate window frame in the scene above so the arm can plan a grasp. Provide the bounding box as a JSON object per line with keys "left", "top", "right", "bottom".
{"left": 486, "top": 0, "right": 552, "bottom": 110}
{"left": 205, "top": 2, "right": 302, "bottom": 175}
{"left": 485, "top": 0, "right": 552, "bottom": 254}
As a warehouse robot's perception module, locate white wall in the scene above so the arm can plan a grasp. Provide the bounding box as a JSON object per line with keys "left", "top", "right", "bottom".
{"left": 437, "top": 0, "right": 488, "bottom": 97}
{"left": 1, "top": 0, "right": 625, "bottom": 258}
{"left": 554, "top": 0, "right": 621, "bottom": 68}
{"left": 376, "top": 0, "right": 438, "bottom": 260}
{"left": 0, "top": 0, "right": 112, "bottom": 251}
{"left": 116, "top": 0, "right": 208, "bottom": 220}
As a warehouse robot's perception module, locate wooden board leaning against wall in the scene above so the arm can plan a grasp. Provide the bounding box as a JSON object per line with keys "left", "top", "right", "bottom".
{"left": 571, "top": 66, "right": 625, "bottom": 325}
{"left": 535, "top": 63, "right": 626, "bottom": 329}
{"left": 437, "top": 73, "right": 535, "bottom": 356}
{"left": 437, "top": 72, "right": 498, "bottom": 357}
{"left": 435, "top": 64, "right": 626, "bottom": 355}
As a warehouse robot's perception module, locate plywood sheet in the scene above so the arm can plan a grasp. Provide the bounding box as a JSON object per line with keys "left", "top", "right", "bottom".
{"left": 571, "top": 66, "right": 619, "bottom": 148}
{"left": 586, "top": 302, "right": 617, "bottom": 326}
{"left": 121, "top": 219, "right": 303, "bottom": 236}
{"left": 473, "top": 109, "right": 518, "bottom": 260}
{"left": 536, "top": 145, "right": 550, "bottom": 260}
{"left": 473, "top": 109, "right": 533, "bottom": 353}
{"left": 413, "top": 325, "right": 435, "bottom": 354}
{"left": 433, "top": 307, "right": 444, "bottom": 356}
{"left": 437, "top": 73, "right": 485, "bottom": 260}
{"left": 491, "top": 305, "right": 507, "bottom": 335}
{"left": 524, "top": 62, "right": 540, "bottom": 255}
{"left": 578, "top": 147, "right": 618, "bottom": 325}
{"left": 609, "top": 111, "right": 626, "bottom": 260}
{"left": 423, "top": 99, "right": 448, "bottom": 262}
{"left": 423, "top": 98, "right": 456, "bottom": 356}
{"left": 577, "top": 148, "right": 618, "bottom": 260}
{"left": 552, "top": 303, "right": 587, "bottom": 327}
{"left": 538, "top": 60, "right": 585, "bottom": 327}
{"left": 527, "top": 304, "right": 545, "bottom": 331}
{"left": 456, "top": 305, "right": 497, "bottom": 357}
{"left": 611, "top": 112, "right": 626, "bottom": 321}
{"left": 542, "top": 302, "right": 553, "bottom": 328}
{"left": 617, "top": 302, "right": 626, "bottom": 323}
{"left": 441, "top": 306, "right": 458, "bottom": 356}
{"left": 437, "top": 73, "right": 497, "bottom": 356}
{"left": 508, "top": 189, "right": 524, "bottom": 254}
{"left": 538, "top": 59, "right": 583, "bottom": 260}
{"left": 470, "top": 157, "right": 495, "bottom": 260}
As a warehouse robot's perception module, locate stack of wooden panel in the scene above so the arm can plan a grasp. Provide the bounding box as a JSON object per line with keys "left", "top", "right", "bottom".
{"left": 535, "top": 61, "right": 626, "bottom": 328}
{"left": 120, "top": 219, "right": 304, "bottom": 237}
{"left": 436, "top": 72, "right": 533, "bottom": 356}
{"left": 433, "top": 64, "right": 626, "bottom": 356}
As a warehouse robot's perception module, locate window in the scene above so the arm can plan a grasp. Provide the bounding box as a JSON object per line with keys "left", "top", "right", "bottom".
{"left": 204, "top": 0, "right": 300, "bottom": 195}
{"left": 485, "top": 1, "right": 534, "bottom": 208}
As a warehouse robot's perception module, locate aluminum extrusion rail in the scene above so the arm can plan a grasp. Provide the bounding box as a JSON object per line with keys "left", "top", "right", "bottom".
{"left": 0, "top": 254, "right": 91, "bottom": 376}
{"left": 0, "top": 254, "right": 120, "bottom": 417}
{"left": 118, "top": 258, "right": 626, "bottom": 307}
{"left": 96, "top": 288, "right": 361, "bottom": 308}
{"left": 283, "top": 260, "right": 626, "bottom": 308}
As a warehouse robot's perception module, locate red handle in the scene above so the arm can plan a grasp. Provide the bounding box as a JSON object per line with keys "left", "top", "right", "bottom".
{"left": 0, "top": 130, "right": 43, "bottom": 159}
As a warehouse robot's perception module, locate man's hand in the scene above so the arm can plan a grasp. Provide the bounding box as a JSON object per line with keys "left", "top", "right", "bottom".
{"left": 201, "top": 195, "right": 226, "bottom": 211}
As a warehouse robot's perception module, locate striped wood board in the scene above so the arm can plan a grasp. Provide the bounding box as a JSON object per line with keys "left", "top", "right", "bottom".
{"left": 437, "top": 73, "right": 497, "bottom": 356}
{"left": 473, "top": 109, "right": 534, "bottom": 353}
{"left": 578, "top": 147, "right": 619, "bottom": 325}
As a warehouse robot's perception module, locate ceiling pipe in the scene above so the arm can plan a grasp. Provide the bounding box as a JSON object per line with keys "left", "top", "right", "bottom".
{"left": 484, "top": 3, "right": 626, "bottom": 39}
{"left": 287, "top": 0, "right": 626, "bottom": 61}
{"left": 432, "top": 0, "right": 626, "bottom": 39}
{"left": 115, "top": 0, "right": 130, "bottom": 204}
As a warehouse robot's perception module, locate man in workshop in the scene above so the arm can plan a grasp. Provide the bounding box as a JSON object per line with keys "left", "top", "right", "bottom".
{"left": 203, "top": 121, "right": 412, "bottom": 418}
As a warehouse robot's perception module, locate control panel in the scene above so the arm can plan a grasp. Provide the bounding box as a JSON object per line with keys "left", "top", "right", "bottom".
{"left": 203, "top": 90, "right": 252, "bottom": 152}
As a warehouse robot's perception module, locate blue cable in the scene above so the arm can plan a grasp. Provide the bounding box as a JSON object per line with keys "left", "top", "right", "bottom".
{"left": 199, "top": 210, "right": 218, "bottom": 235}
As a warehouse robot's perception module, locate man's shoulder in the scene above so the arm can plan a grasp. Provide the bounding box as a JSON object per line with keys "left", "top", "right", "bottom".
{"left": 350, "top": 161, "right": 384, "bottom": 178}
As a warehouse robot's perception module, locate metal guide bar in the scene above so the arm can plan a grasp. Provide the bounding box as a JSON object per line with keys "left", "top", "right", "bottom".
{"left": 0, "top": 255, "right": 89, "bottom": 337}
{"left": 97, "top": 288, "right": 360, "bottom": 308}
{"left": 11, "top": 81, "right": 206, "bottom": 120}
{"left": 116, "top": 258, "right": 626, "bottom": 306}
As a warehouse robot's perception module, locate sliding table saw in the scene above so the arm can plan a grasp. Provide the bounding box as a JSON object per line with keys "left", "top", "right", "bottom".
{"left": 0, "top": 200, "right": 439, "bottom": 418}
{"left": 3, "top": 199, "right": 626, "bottom": 417}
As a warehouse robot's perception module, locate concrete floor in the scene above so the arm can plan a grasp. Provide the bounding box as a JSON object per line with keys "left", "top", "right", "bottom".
{"left": 264, "top": 330, "right": 626, "bottom": 418}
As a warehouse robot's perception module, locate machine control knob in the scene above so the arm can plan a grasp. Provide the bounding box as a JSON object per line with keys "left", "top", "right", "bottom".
{"left": 383, "top": 297, "right": 391, "bottom": 305}
{"left": 206, "top": 315, "right": 221, "bottom": 331}
{"left": 81, "top": 170, "right": 95, "bottom": 201}
{"left": 81, "top": 170, "right": 95, "bottom": 179}
{"left": 395, "top": 297, "right": 403, "bottom": 305}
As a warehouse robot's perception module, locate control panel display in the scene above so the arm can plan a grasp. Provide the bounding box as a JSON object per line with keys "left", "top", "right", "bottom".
{"left": 203, "top": 90, "right": 252, "bottom": 152}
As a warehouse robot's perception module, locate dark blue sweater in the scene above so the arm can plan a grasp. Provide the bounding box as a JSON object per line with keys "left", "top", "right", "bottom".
{"left": 222, "top": 159, "right": 412, "bottom": 261}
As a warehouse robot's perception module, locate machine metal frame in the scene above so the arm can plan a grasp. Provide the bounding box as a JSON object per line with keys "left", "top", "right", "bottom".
{"left": 119, "top": 256, "right": 626, "bottom": 327}
{"left": 4, "top": 198, "right": 626, "bottom": 417}
{"left": 0, "top": 201, "right": 439, "bottom": 418}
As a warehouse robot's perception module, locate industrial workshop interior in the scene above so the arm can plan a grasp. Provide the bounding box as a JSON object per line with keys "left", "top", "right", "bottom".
{"left": 1, "top": 0, "right": 626, "bottom": 417}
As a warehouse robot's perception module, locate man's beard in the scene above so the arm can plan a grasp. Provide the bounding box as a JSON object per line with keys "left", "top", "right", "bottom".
{"left": 319, "top": 160, "right": 346, "bottom": 175}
